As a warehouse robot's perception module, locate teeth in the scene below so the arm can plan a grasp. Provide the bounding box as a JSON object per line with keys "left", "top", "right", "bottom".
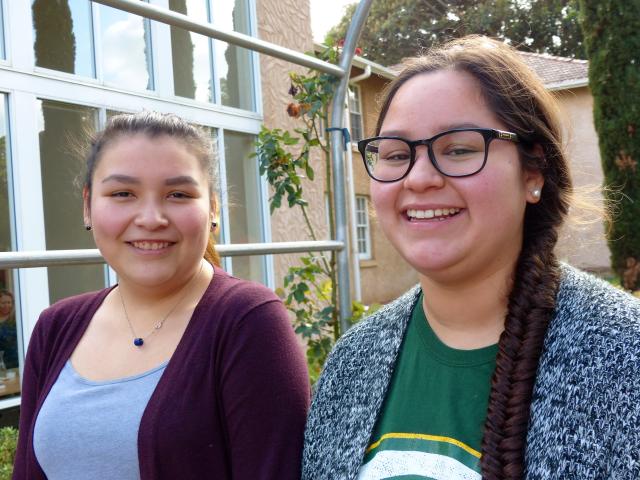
{"left": 407, "top": 208, "right": 460, "bottom": 220}
{"left": 131, "top": 241, "right": 171, "bottom": 250}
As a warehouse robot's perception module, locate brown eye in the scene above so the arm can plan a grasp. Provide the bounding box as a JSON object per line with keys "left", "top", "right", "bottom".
{"left": 111, "top": 191, "right": 133, "bottom": 198}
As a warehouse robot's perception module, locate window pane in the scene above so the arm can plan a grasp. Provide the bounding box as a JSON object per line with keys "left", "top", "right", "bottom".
{"left": 348, "top": 87, "right": 361, "bottom": 113}
{"left": 0, "top": 1, "right": 5, "bottom": 60}
{"left": 349, "top": 87, "right": 363, "bottom": 142}
{"left": 223, "top": 131, "right": 264, "bottom": 282}
{"left": 38, "top": 100, "right": 106, "bottom": 304}
{"left": 213, "top": 0, "right": 254, "bottom": 110}
{"left": 170, "top": 0, "right": 213, "bottom": 102}
{"left": 350, "top": 113, "right": 363, "bottom": 142}
{"left": 0, "top": 95, "right": 21, "bottom": 400}
{"left": 32, "top": 0, "right": 95, "bottom": 77}
{"left": 98, "top": 3, "right": 153, "bottom": 90}
{"left": 355, "top": 196, "right": 371, "bottom": 259}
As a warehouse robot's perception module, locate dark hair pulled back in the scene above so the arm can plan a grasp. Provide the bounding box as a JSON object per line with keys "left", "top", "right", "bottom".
{"left": 84, "top": 111, "right": 220, "bottom": 267}
{"left": 376, "top": 36, "right": 572, "bottom": 479}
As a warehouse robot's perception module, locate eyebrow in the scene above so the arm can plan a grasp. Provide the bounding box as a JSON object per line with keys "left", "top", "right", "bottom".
{"left": 164, "top": 176, "right": 199, "bottom": 186}
{"left": 101, "top": 174, "right": 199, "bottom": 186}
{"left": 101, "top": 174, "right": 139, "bottom": 184}
{"left": 380, "top": 122, "right": 482, "bottom": 137}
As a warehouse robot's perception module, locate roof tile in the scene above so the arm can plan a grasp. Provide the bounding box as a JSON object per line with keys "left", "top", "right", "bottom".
{"left": 518, "top": 51, "right": 589, "bottom": 86}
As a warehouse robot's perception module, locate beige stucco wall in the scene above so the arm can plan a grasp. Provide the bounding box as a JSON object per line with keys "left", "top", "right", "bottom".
{"left": 256, "top": 0, "right": 330, "bottom": 286}
{"left": 553, "top": 87, "right": 610, "bottom": 272}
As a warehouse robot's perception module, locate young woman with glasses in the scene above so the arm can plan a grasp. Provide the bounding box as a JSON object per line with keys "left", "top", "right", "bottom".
{"left": 303, "top": 36, "right": 640, "bottom": 479}
{"left": 14, "top": 112, "right": 310, "bottom": 479}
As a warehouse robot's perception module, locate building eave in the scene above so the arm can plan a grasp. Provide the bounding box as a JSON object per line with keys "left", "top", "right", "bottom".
{"left": 313, "top": 42, "right": 397, "bottom": 80}
{"left": 546, "top": 78, "right": 589, "bottom": 91}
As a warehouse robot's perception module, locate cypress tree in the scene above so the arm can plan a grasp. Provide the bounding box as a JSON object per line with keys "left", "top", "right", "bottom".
{"left": 580, "top": 0, "right": 640, "bottom": 290}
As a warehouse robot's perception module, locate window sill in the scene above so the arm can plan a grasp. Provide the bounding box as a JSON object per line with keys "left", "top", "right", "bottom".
{"left": 359, "top": 259, "right": 377, "bottom": 268}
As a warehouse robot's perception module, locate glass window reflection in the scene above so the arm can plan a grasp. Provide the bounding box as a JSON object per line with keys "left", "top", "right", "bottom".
{"left": 31, "top": 0, "right": 95, "bottom": 77}
{"left": 98, "top": 3, "right": 154, "bottom": 90}
{"left": 223, "top": 131, "right": 264, "bottom": 282}
{"left": 170, "top": 0, "right": 213, "bottom": 102}
{"left": 213, "top": 0, "right": 255, "bottom": 110}
{"left": 0, "top": 1, "right": 6, "bottom": 60}
{"left": 0, "top": 95, "right": 21, "bottom": 400}
{"left": 37, "top": 100, "right": 107, "bottom": 304}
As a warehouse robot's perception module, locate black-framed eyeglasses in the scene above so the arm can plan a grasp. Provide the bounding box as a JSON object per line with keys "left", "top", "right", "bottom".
{"left": 358, "top": 128, "right": 520, "bottom": 182}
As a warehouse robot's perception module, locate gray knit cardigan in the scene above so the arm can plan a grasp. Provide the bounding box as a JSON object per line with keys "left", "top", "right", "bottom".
{"left": 302, "top": 266, "right": 640, "bottom": 479}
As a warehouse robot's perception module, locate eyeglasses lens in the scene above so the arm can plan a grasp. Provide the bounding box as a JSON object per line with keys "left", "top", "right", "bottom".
{"left": 365, "top": 130, "right": 487, "bottom": 180}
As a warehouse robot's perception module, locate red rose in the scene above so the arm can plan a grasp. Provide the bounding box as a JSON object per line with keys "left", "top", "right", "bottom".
{"left": 286, "top": 103, "right": 301, "bottom": 118}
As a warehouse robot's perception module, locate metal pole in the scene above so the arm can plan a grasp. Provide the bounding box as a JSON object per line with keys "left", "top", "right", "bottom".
{"left": 0, "top": 241, "right": 344, "bottom": 269}
{"left": 91, "top": 0, "right": 345, "bottom": 77}
{"left": 342, "top": 96, "right": 362, "bottom": 302}
{"left": 330, "top": 0, "right": 374, "bottom": 334}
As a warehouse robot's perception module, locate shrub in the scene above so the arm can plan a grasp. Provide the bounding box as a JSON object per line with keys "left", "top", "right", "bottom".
{"left": 580, "top": 0, "right": 640, "bottom": 290}
{"left": 0, "top": 427, "right": 17, "bottom": 479}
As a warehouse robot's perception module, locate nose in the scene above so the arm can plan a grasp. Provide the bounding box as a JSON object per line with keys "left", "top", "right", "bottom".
{"left": 134, "top": 199, "right": 169, "bottom": 230}
{"left": 402, "top": 146, "right": 445, "bottom": 191}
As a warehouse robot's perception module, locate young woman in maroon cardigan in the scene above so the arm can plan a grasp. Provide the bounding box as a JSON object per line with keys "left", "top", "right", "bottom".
{"left": 13, "top": 112, "right": 310, "bottom": 479}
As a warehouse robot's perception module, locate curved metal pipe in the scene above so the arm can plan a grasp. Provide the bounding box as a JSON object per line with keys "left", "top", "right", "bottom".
{"left": 330, "top": 0, "right": 374, "bottom": 334}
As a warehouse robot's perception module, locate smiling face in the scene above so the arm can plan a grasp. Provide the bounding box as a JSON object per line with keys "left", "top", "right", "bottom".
{"left": 84, "top": 134, "right": 213, "bottom": 292}
{"left": 371, "top": 69, "right": 543, "bottom": 285}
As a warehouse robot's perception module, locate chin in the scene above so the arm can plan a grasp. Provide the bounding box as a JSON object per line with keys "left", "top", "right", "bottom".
{"left": 404, "top": 250, "right": 473, "bottom": 280}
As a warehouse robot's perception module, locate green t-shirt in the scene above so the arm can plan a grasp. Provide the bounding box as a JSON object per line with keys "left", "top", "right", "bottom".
{"left": 358, "top": 292, "right": 498, "bottom": 480}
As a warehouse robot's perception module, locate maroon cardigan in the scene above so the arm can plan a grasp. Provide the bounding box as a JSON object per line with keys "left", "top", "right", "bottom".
{"left": 13, "top": 268, "right": 310, "bottom": 479}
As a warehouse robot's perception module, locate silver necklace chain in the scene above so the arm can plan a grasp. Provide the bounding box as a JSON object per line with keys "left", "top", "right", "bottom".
{"left": 118, "top": 263, "right": 204, "bottom": 347}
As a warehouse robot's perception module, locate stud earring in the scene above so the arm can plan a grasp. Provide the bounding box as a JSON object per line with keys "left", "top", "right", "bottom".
{"left": 532, "top": 189, "right": 541, "bottom": 198}
{"left": 84, "top": 225, "right": 92, "bottom": 231}
{"left": 210, "top": 221, "right": 218, "bottom": 232}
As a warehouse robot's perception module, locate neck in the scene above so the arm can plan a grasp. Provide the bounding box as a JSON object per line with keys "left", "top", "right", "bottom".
{"left": 116, "top": 261, "right": 212, "bottom": 314}
{"left": 419, "top": 261, "right": 515, "bottom": 350}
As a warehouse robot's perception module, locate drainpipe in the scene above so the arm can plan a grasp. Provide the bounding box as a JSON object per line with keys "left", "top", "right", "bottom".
{"left": 343, "top": 64, "right": 372, "bottom": 303}
{"left": 349, "top": 64, "right": 371, "bottom": 83}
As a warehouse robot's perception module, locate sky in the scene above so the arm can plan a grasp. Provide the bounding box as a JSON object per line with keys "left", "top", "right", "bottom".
{"left": 310, "top": 0, "right": 357, "bottom": 42}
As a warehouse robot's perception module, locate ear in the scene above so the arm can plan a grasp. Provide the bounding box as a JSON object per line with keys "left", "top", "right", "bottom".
{"left": 82, "top": 187, "right": 91, "bottom": 226}
{"left": 523, "top": 144, "right": 545, "bottom": 204}
{"left": 524, "top": 170, "right": 544, "bottom": 204}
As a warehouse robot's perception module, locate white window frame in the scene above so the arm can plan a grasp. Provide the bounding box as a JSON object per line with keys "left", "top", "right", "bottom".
{"left": 348, "top": 85, "right": 364, "bottom": 144}
{"left": 355, "top": 195, "right": 371, "bottom": 260}
{"left": 0, "top": 1, "right": 269, "bottom": 410}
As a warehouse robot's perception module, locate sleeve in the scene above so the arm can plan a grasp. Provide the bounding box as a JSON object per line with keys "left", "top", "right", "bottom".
{"left": 12, "top": 314, "right": 50, "bottom": 480}
{"left": 219, "top": 298, "right": 311, "bottom": 480}
{"left": 609, "top": 342, "right": 640, "bottom": 479}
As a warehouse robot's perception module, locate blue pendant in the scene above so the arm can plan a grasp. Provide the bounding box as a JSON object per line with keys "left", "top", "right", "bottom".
{"left": 133, "top": 338, "right": 144, "bottom": 347}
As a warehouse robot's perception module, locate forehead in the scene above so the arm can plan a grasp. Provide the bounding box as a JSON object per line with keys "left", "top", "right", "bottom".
{"left": 94, "top": 134, "right": 207, "bottom": 180}
{"left": 381, "top": 69, "right": 502, "bottom": 137}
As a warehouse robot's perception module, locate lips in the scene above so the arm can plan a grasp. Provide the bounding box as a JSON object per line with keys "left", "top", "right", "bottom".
{"left": 406, "top": 207, "right": 462, "bottom": 221}
{"left": 128, "top": 241, "right": 174, "bottom": 250}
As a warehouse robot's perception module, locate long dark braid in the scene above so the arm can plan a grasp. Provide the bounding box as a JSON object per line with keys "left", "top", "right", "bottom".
{"left": 482, "top": 231, "right": 561, "bottom": 478}
{"left": 375, "top": 36, "right": 572, "bottom": 479}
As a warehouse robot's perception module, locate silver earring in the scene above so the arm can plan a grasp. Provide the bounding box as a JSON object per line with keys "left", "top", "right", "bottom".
{"left": 532, "top": 189, "right": 541, "bottom": 198}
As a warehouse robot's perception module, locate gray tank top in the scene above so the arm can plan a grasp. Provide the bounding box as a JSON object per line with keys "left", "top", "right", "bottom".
{"left": 33, "top": 360, "right": 167, "bottom": 480}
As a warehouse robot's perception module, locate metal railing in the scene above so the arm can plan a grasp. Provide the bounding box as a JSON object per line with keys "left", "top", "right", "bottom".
{"left": 0, "top": 241, "right": 343, "bottom": 269}
{"left": 13, "top": 0, "right": 374, "bottom": 333}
